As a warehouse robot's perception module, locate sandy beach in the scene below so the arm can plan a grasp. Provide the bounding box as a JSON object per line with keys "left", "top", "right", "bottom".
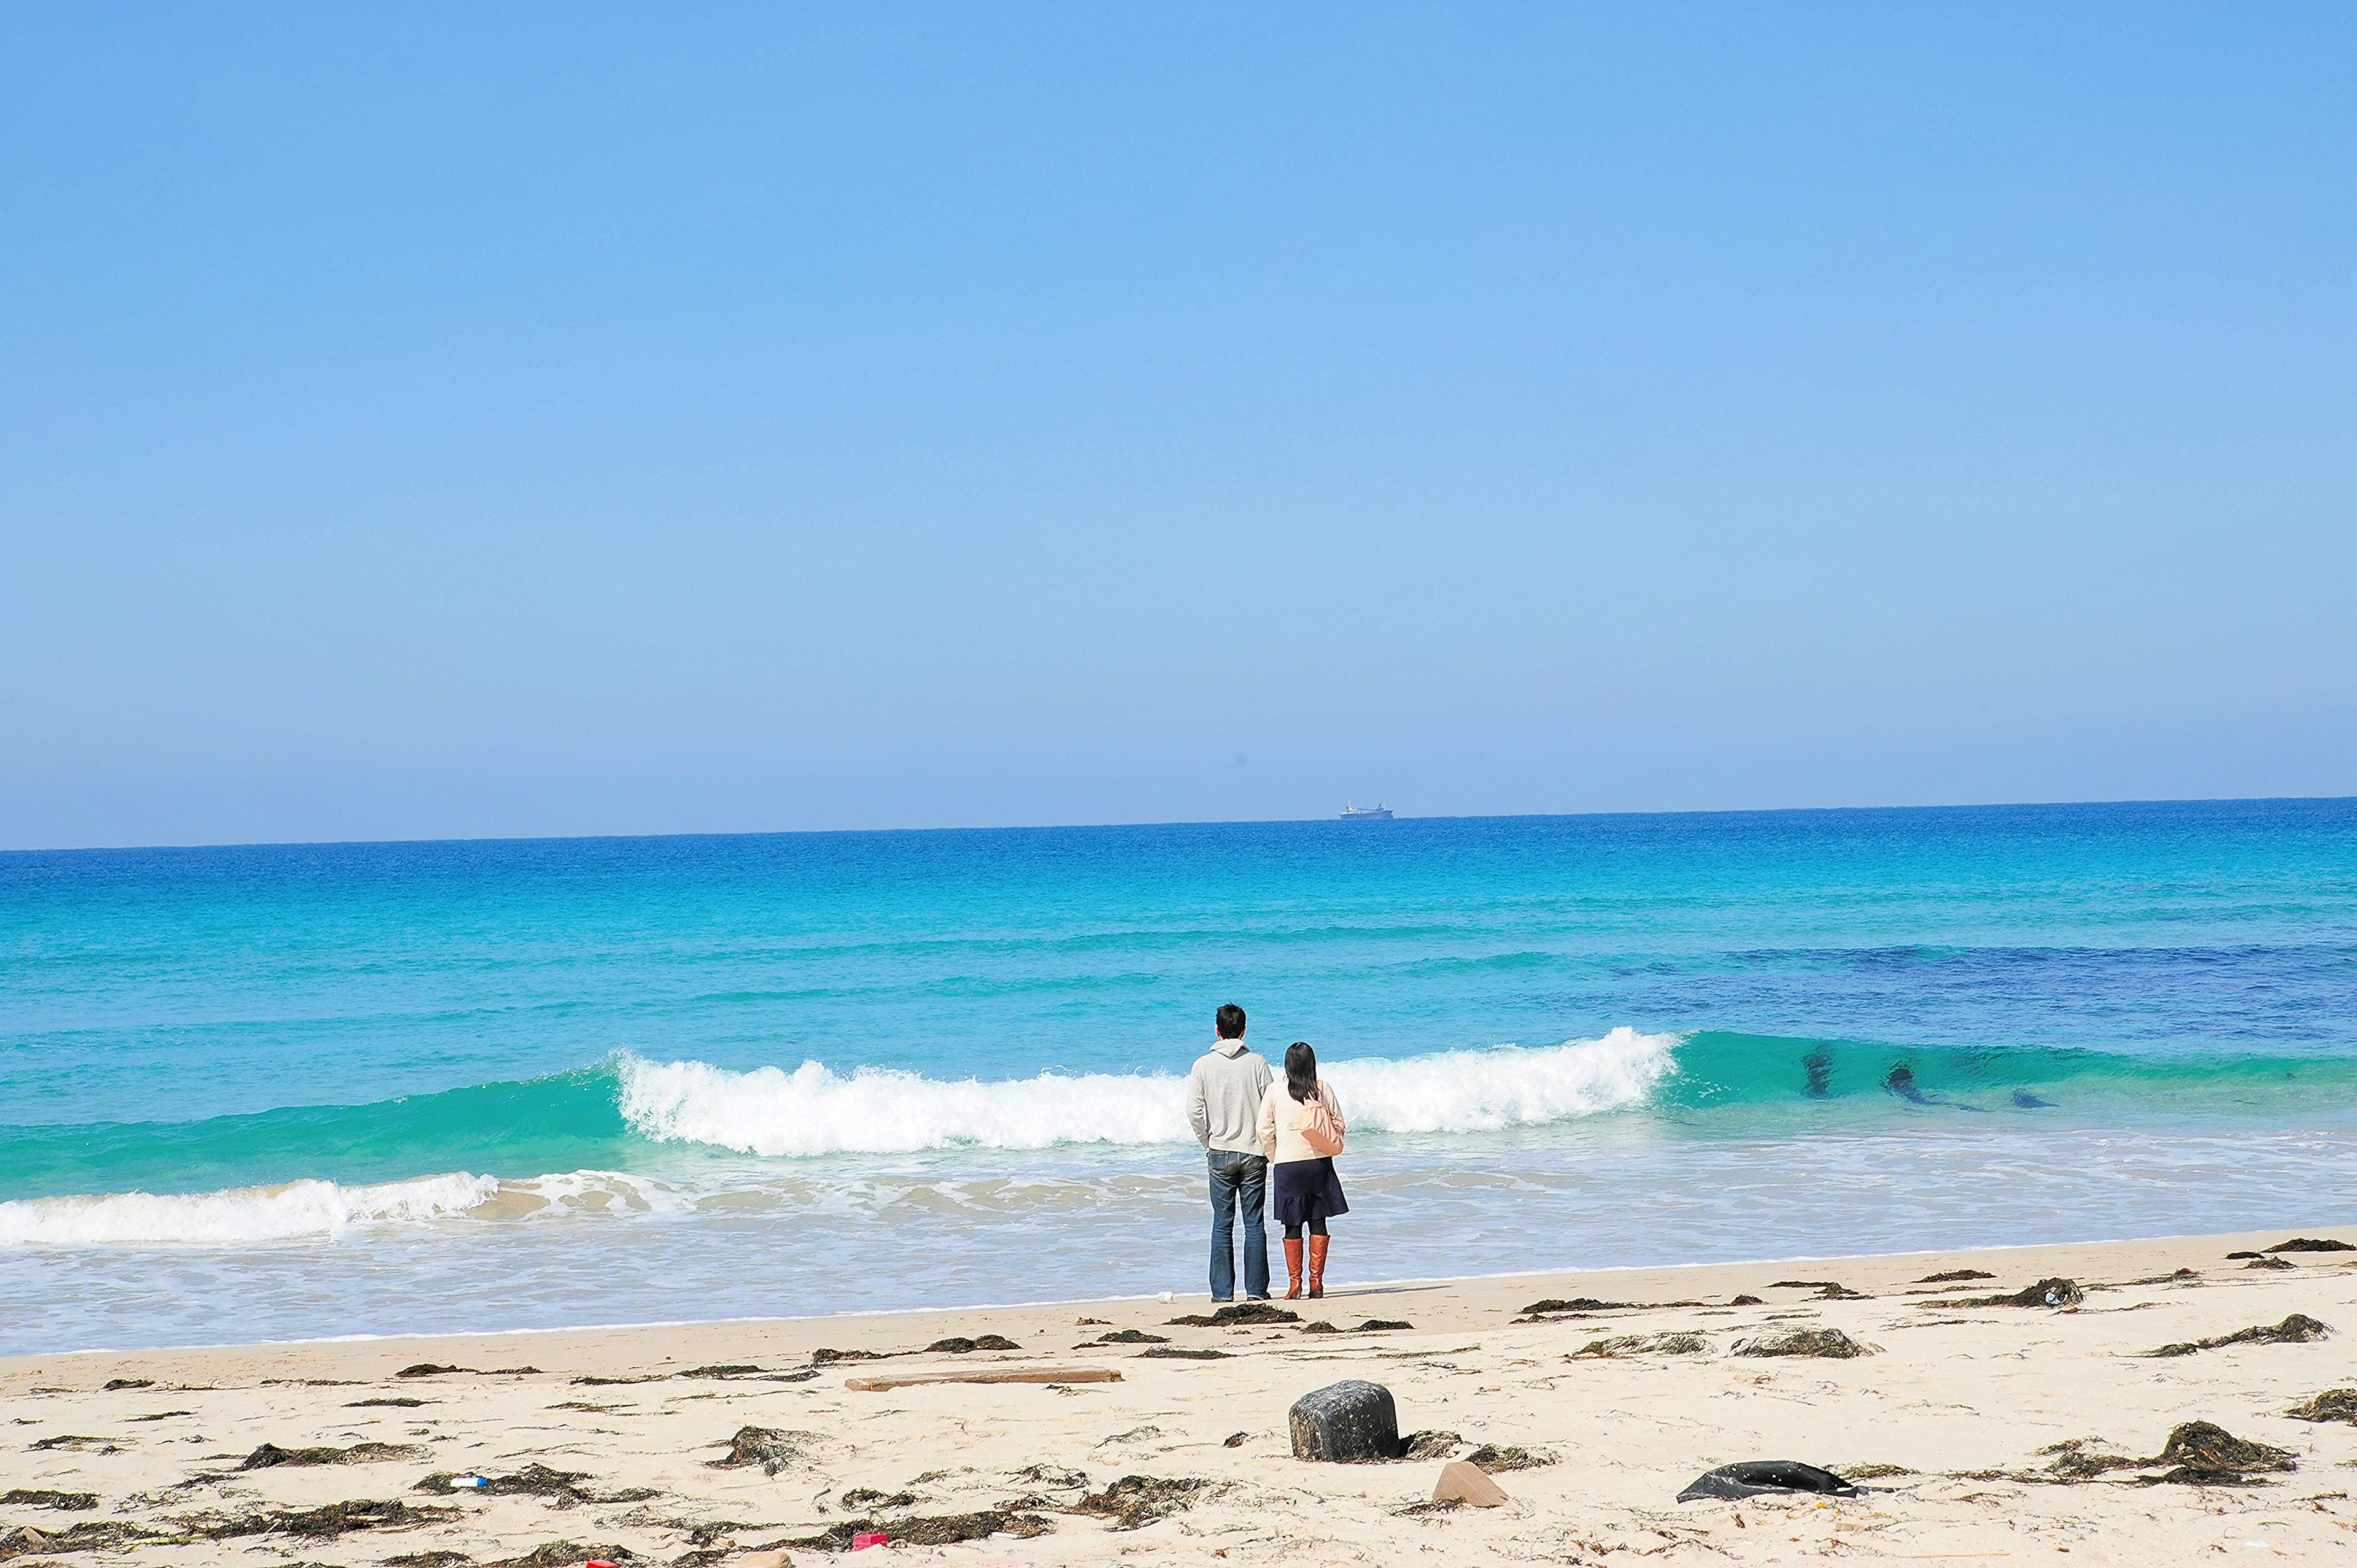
{"left": 7, "top": 1227, "right": 2356, "bottom": 1566}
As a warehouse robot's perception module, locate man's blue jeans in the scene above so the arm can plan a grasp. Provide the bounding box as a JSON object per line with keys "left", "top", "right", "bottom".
{"left": 1207, "top": 1149, "right": 1270, "bottom": 1301}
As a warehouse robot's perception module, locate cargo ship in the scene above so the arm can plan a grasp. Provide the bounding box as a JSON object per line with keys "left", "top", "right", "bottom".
{"left": 1339, "top": 802, "right": 1395, "bottom": 820}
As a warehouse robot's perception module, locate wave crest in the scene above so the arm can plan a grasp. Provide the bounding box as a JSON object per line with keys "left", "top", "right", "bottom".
{"left": 0, "top": 1172, "right": 498, "bottom": 1246}
{"left": 616, "top": 1027, "right": 1676, "bottom": 1157}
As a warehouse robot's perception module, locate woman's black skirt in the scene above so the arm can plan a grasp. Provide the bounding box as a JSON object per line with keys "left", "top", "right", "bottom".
{"left": 1271, "top": 1156, "right": 1349, "bottom": 1227}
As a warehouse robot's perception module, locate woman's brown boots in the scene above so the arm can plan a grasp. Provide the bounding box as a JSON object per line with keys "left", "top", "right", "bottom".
{"left": 1307, "top": 1235, "right": 1330, "bottom": 1299}
{"left": 1282, "top": 1238, "right": 1305, "bottom": 1299}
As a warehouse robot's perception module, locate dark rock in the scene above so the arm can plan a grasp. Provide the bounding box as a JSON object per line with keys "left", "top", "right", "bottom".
{"left": 1732, "top": 1329, "right": 1872, "bottom": 1359}
{"left": 1288, "top": 1380, "right": 1402, "bottom": 1462}
{"left": 2267, "top": 1238, "right": 2355, "bottom": 1253}
{"left": 1678, "top": 1460, "right": 1859, "bottom": 1502}
{"left": 2286, "top": 1389, "right": 2357, "bottom": 1423}
{"left": 2148, "top": 1314, "right": 2332, "bottom": 1357}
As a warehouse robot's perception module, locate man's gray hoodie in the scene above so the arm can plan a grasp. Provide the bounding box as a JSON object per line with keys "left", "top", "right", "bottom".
{"left": 1187, "top": 1037, "right": 1274, "bottom": 1154}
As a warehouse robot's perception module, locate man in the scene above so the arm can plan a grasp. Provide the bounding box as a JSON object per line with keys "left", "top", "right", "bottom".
{"left": 1186, "top": 1002, "right": 1274, "bottom": 1302}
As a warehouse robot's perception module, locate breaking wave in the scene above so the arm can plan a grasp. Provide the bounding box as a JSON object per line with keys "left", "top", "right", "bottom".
{"left": 614, "top": 1027, "right": 1679, "bottom": 1157}
{"left": 0, "top": 1172, "right": 500, "bottom": 1246}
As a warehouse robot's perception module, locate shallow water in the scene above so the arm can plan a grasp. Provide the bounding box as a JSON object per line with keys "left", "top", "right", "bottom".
{"left": 4, "top": 799, "right": 2353, "bottom": 1353}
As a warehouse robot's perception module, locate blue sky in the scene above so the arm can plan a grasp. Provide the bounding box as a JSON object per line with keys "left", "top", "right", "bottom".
{"left": 4, "top": 4, "right": 2351, "bottom": 848}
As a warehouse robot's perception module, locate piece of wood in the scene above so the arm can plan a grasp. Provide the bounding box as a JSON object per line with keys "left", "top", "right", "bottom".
{"left": 843, "top": 1365, "right": 1121, "bottom": 1391}
{"left": 1432, "top": 1459, "right": 1509, "bottom": 1507}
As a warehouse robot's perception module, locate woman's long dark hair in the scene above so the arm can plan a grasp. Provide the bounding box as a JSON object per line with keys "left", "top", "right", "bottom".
{"left": 1285, "top": 1041, "right": 1318, "bottom": 1104}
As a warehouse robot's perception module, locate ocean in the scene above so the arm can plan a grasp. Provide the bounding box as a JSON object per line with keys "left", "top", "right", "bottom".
{"left": 4, "top": 798, "right": 2354, "bottom": 1356}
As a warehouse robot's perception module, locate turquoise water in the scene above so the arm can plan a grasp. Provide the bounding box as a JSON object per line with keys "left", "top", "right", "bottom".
{"left": 4, "top": 799, "right": 2354, "bottom": 1353}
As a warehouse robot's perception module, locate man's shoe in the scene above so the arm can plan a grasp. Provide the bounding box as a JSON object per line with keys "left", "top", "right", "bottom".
{"left": 1306, "top": 1235, "right": 1330, "bottom": 1299}
{"left": 1282, "top": 1238, "right": 1305, "bottom": 1300}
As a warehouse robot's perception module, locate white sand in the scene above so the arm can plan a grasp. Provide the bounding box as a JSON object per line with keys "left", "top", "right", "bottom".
{"left": 8, "top": 1227, "right": 2357, "bottom": 1564}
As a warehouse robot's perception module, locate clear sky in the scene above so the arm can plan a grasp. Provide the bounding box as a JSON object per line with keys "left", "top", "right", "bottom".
{"left": 4, "top": 4, "right": 2351, "bottom": 849}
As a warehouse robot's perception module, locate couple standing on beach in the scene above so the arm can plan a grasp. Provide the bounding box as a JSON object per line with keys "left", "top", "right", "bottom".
{"left": 1184, "top": 1003, "right": 1349, "bottom": 1302}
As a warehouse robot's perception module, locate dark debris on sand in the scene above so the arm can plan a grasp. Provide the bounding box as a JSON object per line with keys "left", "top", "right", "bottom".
{"left": 1732, "top": 1329, "right": 1873, "bottom": 1359}
{"left": 2138, "top": 1421, "right": 2298, "bottom": 1486}
{"left": 1576, "top": 1332, "right": 1710, "bottom": 1358}
{"left": 2246, "top": 1257, "right": 2298, "bottom": 1270}
{"left": 1927, "top": 1276, "right": 2084, "bottom": 1310}
{"left": 384, "top": 1552, "right": 475, "bottom": 1567}
{"left": 925, "top": 1335, "right": 1019, "bottom": 1354}
{"left": 708, "top": 1427, "right": 813, "bottom": 1477}
{"left": 1916, "top": 1269, "right": 1995, "bottom": 1284}
{"left": 2267, "top": 1238, "right": 2355, "bottom": 1253}
{"left": 1073, "top": 1474, "right": 1211, "bottom": 1531}
{"left": 788, "top": 1509, "right": 1048, "bottom": 1551}
{"left": 1009, "top": 1464, "right": 1089, "bottom": 1491}
{"left": 1465, "top": 1444, "right": 1550, "bottom": 1472}
{"left": 349, "top": 1396, "right": 430, "bottom": 1408}
{"left": 1835, "top": 1463, "right": 1917, "bottom": 1481}
{"left": 185, "top": 1497, "right": 459, "bottom": 1540}
{"left": 1298, "top": 1319, "right": 1412, "bottom": 1335}
{"left": 1167, "top": 1303, "right": 1298, "bottom": 1327}
{"left": 808, "top": 1348, "right": 886, "bottom": 1365}
{"left": 483, "top": 1542, "right": 641, "bottom": 1568}
{"left": 1518, "top": 1297, "right": 1630, "bottom": 1316}
{"left": 1085, "top": 1330, "right": 1168, "bottom": 1345}
{"left": 0, "top": 1490, "right": 96, "bottom": 1511}
{"left": 1396, "top": 1431, "right": 1460, "bottom": 1461}
{"left": 838, "top": 1488, "right": 916, "bottom": 1510}
{"left": 241, "top": 1441, "right": 428, "bottom": 1469}
{"left": 26, "top": 1437, "right": 119, "bottom": 1454}
{"left": 99, "top": 1378, "right": 153, "bottom": 1391}
{"left": 1727, "top": 1294, "right": 1765, "bottom": 1306}
{"left": 0, "top": 1521, "right": 158, "bottom": 1560}
{"left": 571, "top": 1374, "right": 663, "bottom": 1386}
{"left": 2148, "top": 1314, "right": 2331, "bottom": 1357}
{"left": 1139, "top": 1346, "right": 1229, "bottom": 1359}
{"left": 2287, "top": 1389, "right": 2357, "bottom": 1424}
{"left": 395, "top": 1364, "right": 473, "bottom": 1378}
{"left": 416, "top": 1463, "right": 656, "bottom": 1508}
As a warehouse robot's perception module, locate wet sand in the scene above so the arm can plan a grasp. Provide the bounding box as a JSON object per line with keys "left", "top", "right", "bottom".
{"left": 7, "top": 1226, "right": 2357, "bottom": 1564}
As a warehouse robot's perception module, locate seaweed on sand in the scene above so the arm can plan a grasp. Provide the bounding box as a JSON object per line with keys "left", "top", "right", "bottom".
{"left": 0, "top": 1491, "right": 96, "bottom": 1511}
{"left": 185, "top": 1498, "right": 458, "bottom": 1539}
{"left": 2286, "top": 1389, "right": 2357, "bottom": 1424}
{"left": 1574, "top": 1333, "right": 1709, "bottom": 1358}
{"left": 787, "top": 1509, "right": 1048, "bottom": 1550}
{"left": 708, "top": 1427, "right": 814, "bottom": 1477}
{"left": 924, "top": 1335, "right": 1019, "bottom": 1353}
{"left": 0, "top": 1521, "right": 160, "bottom": 1559}
{"left": 2136, "top": 1421, "right": 2298, "bottom": 1486}
{"left": 416, "top": 1463, "right": 656, "bottom": 1508}
{"left": 1073, "top": 1475, "right": 1211, "bottom": 1530}
{"left": 2147, "top": 1315, "right": 2331, "bottom": 1357}
{"left": 1731, "top": 1329, "right": 1873, "bottom": 1359}
{"left": 240, "top": 1441, "right": 427, "bottom": 1469}
{"left": 1166, "top": 1303, "right": 1297, "bottom": 1327}
{"left": 1464, "top": 1444, "right": 1551, "bottom": 1471}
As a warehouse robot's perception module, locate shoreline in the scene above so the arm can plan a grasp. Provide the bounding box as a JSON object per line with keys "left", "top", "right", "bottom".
{"left": 24, "top": 1230, "right": 2188, "bottom": 1361}
{"left": 9, "top": 1225, "right": 2357, "bottom": 1563}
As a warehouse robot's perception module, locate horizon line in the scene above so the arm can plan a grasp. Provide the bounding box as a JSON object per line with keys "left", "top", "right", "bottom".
{"left": 6, "top": 791, "right": 2351, "bottom": 859}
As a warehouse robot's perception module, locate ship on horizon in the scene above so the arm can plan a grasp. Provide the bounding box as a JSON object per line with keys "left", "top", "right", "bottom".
{"left": 1340, "top": 802, "right": 1394, "bottom": 820}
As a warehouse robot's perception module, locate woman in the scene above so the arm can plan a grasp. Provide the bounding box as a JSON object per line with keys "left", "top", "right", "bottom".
{"left": 1255, "top": 1040, "right": 1349, "bottom": 1299}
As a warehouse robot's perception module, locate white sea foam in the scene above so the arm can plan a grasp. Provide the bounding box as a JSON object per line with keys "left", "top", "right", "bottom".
{"left": 616, "top": 1027, "right": 1678, "bottom": 1157}
{"left": 0, "top": 1172, "right": 499, "bottom": 1247}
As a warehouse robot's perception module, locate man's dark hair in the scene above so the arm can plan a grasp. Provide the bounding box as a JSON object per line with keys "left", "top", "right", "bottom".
{"left": 1215, "top": 1003, "right": 1247, "bottom": 1040}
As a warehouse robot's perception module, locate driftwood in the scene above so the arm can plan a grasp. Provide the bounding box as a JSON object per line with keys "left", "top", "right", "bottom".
{"left": 844, "top": 1366, "right": 1121, "bottom": 1392}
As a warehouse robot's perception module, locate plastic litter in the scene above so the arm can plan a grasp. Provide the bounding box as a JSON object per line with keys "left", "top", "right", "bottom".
{"left": 851, "top": 1532, "right": 889, "bottom": 1550}
{"left": 452, "top": 1476, "right": 489, "bottom": 1489}
{"left": 1678, "top": 1460, "right": 1860, "bottom": 1502}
